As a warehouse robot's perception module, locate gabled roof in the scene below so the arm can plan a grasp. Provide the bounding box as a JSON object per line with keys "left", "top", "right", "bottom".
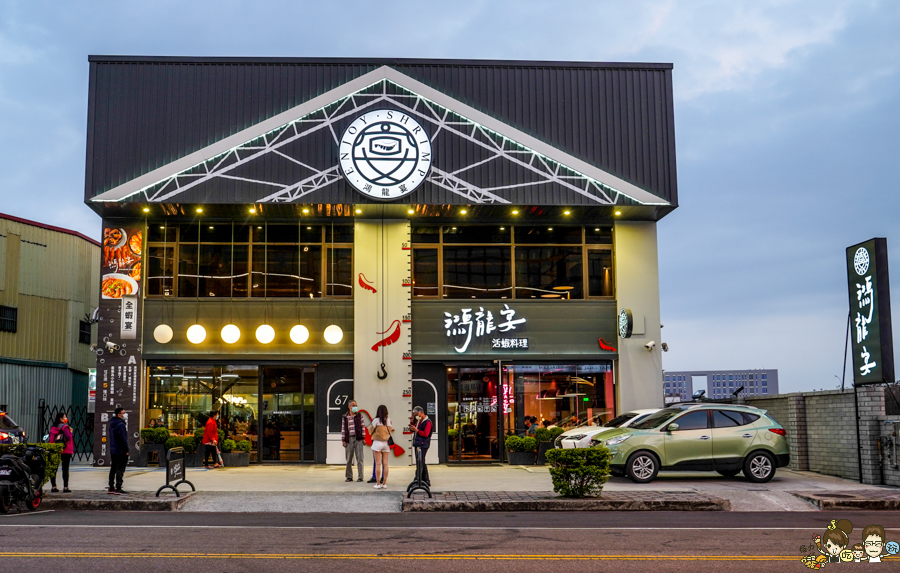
{"left": 0, "top": 212, "right": 100, "bottom": 247}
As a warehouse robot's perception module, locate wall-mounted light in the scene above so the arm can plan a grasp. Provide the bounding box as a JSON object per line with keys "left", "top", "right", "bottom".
{"left": 290, "top": 325, "right": 310, "bottom": 344}
{"left": 256, "top": 324, "right": 275, "bottom": 344}
{"left": 221, "top": 324, "right": 241, "bottom": 344}
{"left": 323, "top": 324, "right": 343, "bottom": 344}
{"left": 153, "top": 324, "right": 174, "bottom": 344}
{"left": 187, "top": 324, "right": 207, "bottom": 344}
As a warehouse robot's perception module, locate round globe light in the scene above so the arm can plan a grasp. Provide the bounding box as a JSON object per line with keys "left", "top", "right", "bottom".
{"left": 256, "top": 324, "right": 275, "bottom": 344}
{"left": 186, "top": 324, "right": 207, "bottom": 344}
{"left": 153, "top": 324, "right": 174, "bottom": 344}
{"left": 221, "top": 324, "right": 241, "bottom": 344}
{"left": 290, "top": 324, "right": 310, "bottom": 344}
{"left": 323, "top": 324, "right": 343, "bottom": 345}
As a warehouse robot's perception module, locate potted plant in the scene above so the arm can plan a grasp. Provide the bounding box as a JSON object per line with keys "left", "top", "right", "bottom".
{"left": 447, "top": 429, "right": 459, "bottom": 455}
{"left": 544, "top": 446, "right": 611, "bottom": 498}
{"left": 223, "top": 440, "right": 251, "bottom": 467}
{"left": 505, "top": 435, "right": 536, "bottom": 465}
{"left": 137, "top": 428, "right": 169, "bottom": 467}
{"left": 181, "top": 436, "right": 200, "bottom": 467}
{"left": 534, "top": 427, "right": 554, "bottom": 465}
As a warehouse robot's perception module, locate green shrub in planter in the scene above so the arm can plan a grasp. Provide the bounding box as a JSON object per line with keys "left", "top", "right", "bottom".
{"left": 222, "top": 439, "right": 236, "bottom": 453}
{"left": 0, "top": 443, "right": 62, "bottom": 487}
{"left": 154, "top": 428, "right": 170, "bottom": 444}
{"left": 534, "top": 427, "right": 552, "bottom": 444}
{"left": 549, "top": 427, "right": 565, "bottom": 440}
{"left": 544, "top": 446, "right": 611, "bottom": 498}
{"left": 504, "top": 435, "right": 536, "bottom": 452}
{"left": 235, "top": 440, "right": 251, "bottom": 453}
{"left": 164, "top": 436, "right": 183, "bottom": 451}
{"left": 140, "top": 428, "right": 156, "bottom": 444}
{"left": 447, "top": 429, "right": 458, "bottom": 439}
{"left": 181, "top": 436, "right": 198, "bottom": 454}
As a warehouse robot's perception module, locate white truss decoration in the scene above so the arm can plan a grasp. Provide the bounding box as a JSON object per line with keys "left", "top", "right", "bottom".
{"left": 111, "top": 74, "right": 660, "bottom": 206}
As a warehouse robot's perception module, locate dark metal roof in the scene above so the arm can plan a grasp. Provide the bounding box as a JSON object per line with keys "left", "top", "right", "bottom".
{"left": 84, "top": 57, "right": 678, "bottom": 216}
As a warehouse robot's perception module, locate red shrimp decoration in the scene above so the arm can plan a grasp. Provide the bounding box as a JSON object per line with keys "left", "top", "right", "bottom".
{"left": 598, "top": 338, "right": 617, "bottom": 352}
{"left": 358, "top": 273, "right": 377, "bottom": 294}
{"left": 371, "top": 320, "right": 401, "bottom": 351}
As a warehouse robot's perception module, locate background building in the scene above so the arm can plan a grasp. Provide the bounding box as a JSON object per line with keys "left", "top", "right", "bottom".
{"left": 0, "top": 212, "right": 99, "bottom": 441}
{"left": 664, "top": 369, "right": 778, "bottom": 401}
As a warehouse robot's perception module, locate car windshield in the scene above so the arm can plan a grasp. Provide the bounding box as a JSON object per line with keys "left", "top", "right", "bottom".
{"left": 0, "top": 413, "right": 19, "bottom": 431}
{"left": 625, "top": 413, "right": 653, "bottom": 427}
{"left": 629, "top": 408, "right": 685, "bottom": 430}
{"left": 604, "top": 413, "right": 636, "bottom": 428}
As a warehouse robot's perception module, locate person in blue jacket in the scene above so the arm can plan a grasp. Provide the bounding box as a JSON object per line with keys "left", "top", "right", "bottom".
{"left": 107, "top": 407, "right": 130, "bottom": 495}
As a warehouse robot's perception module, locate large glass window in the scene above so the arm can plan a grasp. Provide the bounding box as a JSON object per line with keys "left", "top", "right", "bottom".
{"left": 515, "top": 247, "right": 583, "bottom": 299}
{"left": 509, "top": 364, "right": 614, "bottom": 434}
{"left": 443, "top": 246, "right": 512, "bottom": 299}
{"left": 147, "top": 246, "right": 175, "bottom": 296}
{"left": 412, "top": 248, "right": 438, "bottom": 297}
{"left": 587, "top": 250, "right": 614, "bottom": 297}
{"left": 327, "top": 247, "right": 352, "bottom": 296}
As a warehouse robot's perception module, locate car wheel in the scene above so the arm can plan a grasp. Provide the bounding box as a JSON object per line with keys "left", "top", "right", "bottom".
{"left": 716, "top": 469, "right": 740, "bottom": 478}
{"left": 743, "top": 451, "right": 775, "bottom": 483}
{"left": 625, "top": 451, "right": 659, "bottom": 484}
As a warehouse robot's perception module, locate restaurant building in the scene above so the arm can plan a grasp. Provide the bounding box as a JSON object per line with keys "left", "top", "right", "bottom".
{"left": 84, "top": 57, "right": 678, "bottom": 466}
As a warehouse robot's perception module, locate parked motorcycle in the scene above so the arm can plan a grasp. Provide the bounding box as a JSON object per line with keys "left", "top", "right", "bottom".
{"left": 0, "top": 446, "right": 46, "bottom": 513}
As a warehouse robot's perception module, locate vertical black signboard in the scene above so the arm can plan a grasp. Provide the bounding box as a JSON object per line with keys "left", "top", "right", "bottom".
{"left": 846, "top": 238, "right": 894, "bottom": 385}
{"left": 93, "top": 221, "right": 144, "bottom": 466}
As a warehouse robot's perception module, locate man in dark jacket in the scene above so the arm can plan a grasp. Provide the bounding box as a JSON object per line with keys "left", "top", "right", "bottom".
{"left": 410, "top": 406, "right": 433, "bottom": 485}
{"left": 341, "top": 400, "right": 364, "bottom": 482}
{"left": 108, "top": 408, "right": 129, "bottom": 495}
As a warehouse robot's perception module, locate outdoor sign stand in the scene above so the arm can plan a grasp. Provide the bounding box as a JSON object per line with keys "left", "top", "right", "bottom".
{"left": 155, "top": 447, "right": 195, "bottom": 497}
{"left": 406, "top": 447, "right": 431, "bottom": 498}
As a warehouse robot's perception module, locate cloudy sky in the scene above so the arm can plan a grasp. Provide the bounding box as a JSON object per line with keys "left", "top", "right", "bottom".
{"left": 0, "top": 1, "right": 897, "bottom": 393}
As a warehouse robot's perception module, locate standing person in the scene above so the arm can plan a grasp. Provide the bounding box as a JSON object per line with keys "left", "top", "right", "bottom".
{"left": 370, "top": 405, "right": 393, "bottom": 489}
{"left": 107, "top": 407, "right": 129, "bottom": 495}
{"left": 203, "top": 411, "right": 222, "bottom": 469}
{"left": 341, "top": 400, "right": 364, "bottom": 482}
{"left": 410, "top": 406, "right": 433, "bottom": 486}
{"left": 48, "top": 412, "right": 74, "bottom": 493}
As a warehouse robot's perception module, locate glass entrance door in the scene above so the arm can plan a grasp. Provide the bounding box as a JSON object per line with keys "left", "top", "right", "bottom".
{"left": 447, "top": 367, "right": 500, "bottom": 461}
{"left": 261, "top": 367, "right": 315, "bottom": 462}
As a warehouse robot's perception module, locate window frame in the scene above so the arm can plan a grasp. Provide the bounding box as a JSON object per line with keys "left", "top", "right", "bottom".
{"left": 0, "top": 305, "right": 17, "bottom": 333}
{"left": 78, "top": 320, "right": 91, "bottom": 345}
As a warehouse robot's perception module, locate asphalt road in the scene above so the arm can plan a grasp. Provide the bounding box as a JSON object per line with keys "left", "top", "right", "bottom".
{"left": 1, "top": 511, "right": 899, "bottom": 572}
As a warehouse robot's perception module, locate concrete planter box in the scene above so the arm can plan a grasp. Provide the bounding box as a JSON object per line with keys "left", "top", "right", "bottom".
{"left": 221, "top": 452, "right": 250, "bottom": 467}
{"left": 135, "top": 444, "right": 165, "bottom": 467}
{"left": 507, "top": 451, "right": 535, "bottom": 465}
{"left": 536, "top": 442, "right": 554, "bottom": 465}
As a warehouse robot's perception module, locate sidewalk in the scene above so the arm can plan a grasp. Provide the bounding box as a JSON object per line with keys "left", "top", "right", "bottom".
{"left": 43, "top": 463, "right": 900, "bottom": 512}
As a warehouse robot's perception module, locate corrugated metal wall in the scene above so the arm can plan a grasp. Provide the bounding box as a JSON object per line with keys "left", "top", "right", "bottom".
{"left": 85, "top": 59, "right": 678, "bottom": 206}
{"left": 0, "top": 362, "right": 72, "bottom": 441}
{"left": 0, "top": 217, "right": 99, "bottom": 371}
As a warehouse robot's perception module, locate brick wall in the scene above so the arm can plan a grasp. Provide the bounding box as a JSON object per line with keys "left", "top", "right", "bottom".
{"left": 745, "top": 385, "right": 889, "bottom": 485}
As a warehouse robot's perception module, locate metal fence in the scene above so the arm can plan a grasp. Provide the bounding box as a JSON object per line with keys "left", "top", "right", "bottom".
{"left": 37, "top": 399, "right": 94, "bottom": 462}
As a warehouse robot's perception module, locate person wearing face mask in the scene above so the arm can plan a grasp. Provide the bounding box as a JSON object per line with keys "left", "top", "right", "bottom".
{"left": 48, "top": 411, "right": 74, "bottom": 493}
{"left": 341, "top": 400, "right": 365, "bottom": 482}
{"left": 409, "top": 406, "right": 433, "bottom": 486}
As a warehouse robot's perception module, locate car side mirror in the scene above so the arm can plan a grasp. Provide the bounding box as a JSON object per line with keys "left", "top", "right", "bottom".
{"left": 667, "top": 422, "right": 679, "bottom": 432}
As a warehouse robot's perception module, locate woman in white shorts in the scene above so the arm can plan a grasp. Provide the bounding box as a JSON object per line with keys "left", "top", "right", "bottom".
{"left": 370, "top": 405, "right": 393, "bottom": 489}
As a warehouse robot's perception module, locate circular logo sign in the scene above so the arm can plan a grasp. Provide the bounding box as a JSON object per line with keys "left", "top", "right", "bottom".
{"left": 618, "top": 309, "right": 633, "bottom": 339}
{"left": 853, "top": 247, "right": 870, "bottom": 276}
{"left": 339, "top": 110, "right": 432, "bottom": 201}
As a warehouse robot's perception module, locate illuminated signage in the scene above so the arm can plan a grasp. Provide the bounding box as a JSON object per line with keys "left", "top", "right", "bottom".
{"left": 846, "top": 239, "right": 894, "bottom": 385}
{"left": 339, "top": 109, "right": 432, "bottom": 201}
{"left": 618, "top": 309, "right": 633, "bottom": 339}
{"left": 444, "top": 304, "right": 527, "bottom": 353}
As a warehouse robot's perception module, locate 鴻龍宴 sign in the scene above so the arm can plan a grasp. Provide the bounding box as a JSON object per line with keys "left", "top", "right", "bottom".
{"left": 845, "top": 238, "right": 894, "bottom": 385}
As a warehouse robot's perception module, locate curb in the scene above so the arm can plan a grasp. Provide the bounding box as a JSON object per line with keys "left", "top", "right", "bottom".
{"left": 788, "top": 491, "right": 900, "bottom": 511}
{"left": 402, "top": 495, "right": 730, "bottom": 512}
{"left": 40, "top": 491, "right": 196, "bottom": 512}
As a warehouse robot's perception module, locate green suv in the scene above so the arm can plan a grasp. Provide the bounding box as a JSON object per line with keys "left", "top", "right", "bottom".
{"left": 593, "top": 404, "right": 790, "bottom": 483}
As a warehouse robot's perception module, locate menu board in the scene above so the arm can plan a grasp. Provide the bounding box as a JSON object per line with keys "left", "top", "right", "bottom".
{"left": 101, "top": 227, "right": 142, "bottom": 299}
{"left": 93, "top": 220, "right": 144, "bottom": 467}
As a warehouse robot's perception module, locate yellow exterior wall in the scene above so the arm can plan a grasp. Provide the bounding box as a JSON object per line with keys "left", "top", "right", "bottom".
{"left": 0, "top": 217, "right": 100, "bottom": 372}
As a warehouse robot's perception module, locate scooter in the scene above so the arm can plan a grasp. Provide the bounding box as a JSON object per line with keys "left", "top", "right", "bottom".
{"left": 0, "top": 445, "right": 46, "bottom": 513}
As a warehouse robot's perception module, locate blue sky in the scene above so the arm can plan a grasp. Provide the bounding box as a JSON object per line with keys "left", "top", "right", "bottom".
{"left": 0, "top": 1, "right": 897, "bottom": 393}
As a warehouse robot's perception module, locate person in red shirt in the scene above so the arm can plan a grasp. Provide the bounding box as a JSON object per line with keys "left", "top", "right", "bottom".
{"left": 202, "top": 411, "right": 221, "bottom": 469}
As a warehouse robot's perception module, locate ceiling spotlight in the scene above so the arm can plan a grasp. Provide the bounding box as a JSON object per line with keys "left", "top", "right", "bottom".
{"left": 355, "top": 208, "right": 362, "bottom": 214}
{"left": 595, "top": 228, "right": 600, "bottom": 231}
{"left": 548, "top": 227, "right": 553, "bottom": 231}
{"left": 302, "top": 208, "right": 309, "bottom": 214}
{"left": 221, "top": 324, "right": 241, "bottom": 344}
{"left": 460, "top": 209, "right": 467, "bottom": 215}
{"left": 500, "top": 227, "right": 505, "bottom": 230}
{"left": 324, "top": 324, "right": 343, "bottom": 344}
{"left": 563, "top": 210, "right": 570, "bottom": 215}
{"left": 256, "top": 324, "right": 275, "bottom": 344}
{"left": 512, "top": 210, "right": 519, "bottom": 215}
{"left": 408, "top": 209, "right": 415, "bottom": 215}
{"left": 615, "top": 211, "right": 622, "bottom": 216}
{"left": 196, "top": 208, "right": 203, "bottom": 213}
{"left": 153, "top": 324, "right": 174, "bottom": 344}
{"left": 186, "top": 324, "right": 207, "bottom": 344}
{"left": 249, "top": 208, "right": 256, "bottom": 214}
{"left": 290, "top": 325, "right": 310, "bottom": 345}
{"left": 143, "top": 207, "right": 150, "bottom": 213}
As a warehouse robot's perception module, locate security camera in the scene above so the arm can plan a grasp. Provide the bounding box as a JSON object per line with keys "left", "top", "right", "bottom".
{"left": 661, "top": 342, "right": 669, "bottom": 352}
{"left": 105, "top": 341, "right": 120, "bottom": 352}
{"left": 644, "top": 341, "right": 656, "bottom": 351}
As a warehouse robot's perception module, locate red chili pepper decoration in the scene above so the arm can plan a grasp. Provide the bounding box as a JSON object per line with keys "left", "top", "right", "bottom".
{"left": 371, "top": 320, "right": 401, "bottom": 351}
{"left": 358, "top": 273, "right": 377, "bottom": 294}
{"left": 598, "top": 337, "right": 617, "bottom": 352}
